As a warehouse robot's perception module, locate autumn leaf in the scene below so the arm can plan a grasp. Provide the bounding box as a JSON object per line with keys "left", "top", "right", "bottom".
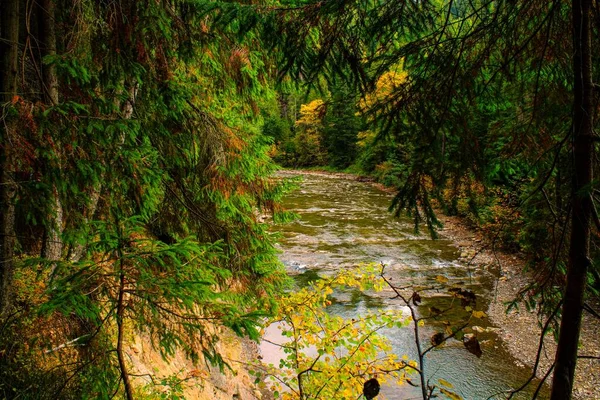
{"left": 412, "top": 291, "right": 422, "bottom": 305}
{"left": 440, "top": 387, "right": 463, "bottom": 400}
{"left": 438, "top": 378, "right": 454, "bottom": 388}
{"left": 451, "top": 288, "right": 476, "bottom": 308}
{"left": 429, "top": 306, "right": 442, "bottom": 316}
{"left": 431, "top": 332, "right": 445, "bottom": 346}
{"left": 463, "top": 334, "right": 483, "bottom": 358}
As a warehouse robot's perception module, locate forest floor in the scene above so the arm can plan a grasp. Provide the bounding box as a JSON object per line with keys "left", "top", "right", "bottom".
{"left": 281, "top": 169, "right": 600, "bottom": 399}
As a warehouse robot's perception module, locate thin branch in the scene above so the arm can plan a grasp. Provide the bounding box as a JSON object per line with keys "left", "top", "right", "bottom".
{"left": 44, "top": 334, "right": 90, "bottom": 354}
{"left": 583, "top": 303, "right": 600, "bottom": 319}
{"left": 505, "top": 300, "right": 562, "bottom": 399}
{"left": 532, "top": 362, "right": 555, "bottom": 400}
{"left": 578, "top": 355, "right": 600, "bottom": 360}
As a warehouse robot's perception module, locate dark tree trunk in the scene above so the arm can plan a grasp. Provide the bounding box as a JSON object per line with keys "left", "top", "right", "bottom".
{"left": 38, "top": 0, "right": 64, "bottom": 264}
{"left": 550, "top": 0, "right": 594, "bottom": 398}
{"left": 116, "top": 269, "right": 134, "bottom": 400}
{"left": 278, "top": 93, "right": 289, "bottom": 120}
{"left": 39, "top": 0, "right": 59, "bottom": 106}
{"left": 0, "top": 0, "right": 20, "bottom": 316}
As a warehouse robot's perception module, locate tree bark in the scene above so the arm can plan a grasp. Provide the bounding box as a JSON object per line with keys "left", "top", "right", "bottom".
{"left": 38, "top": 0, "right": 64, "bottom": 264}
{"left": 550, "top": 0, "right": 594, "bottom": 398}
{"left": 39, "top": 0, "right": 59, "bottom": 106}
{"left": 0, "top": 0, "right": 20, "bottom": 316}
{"left": 116, "top": 247, "right": 134, "bottom": 400}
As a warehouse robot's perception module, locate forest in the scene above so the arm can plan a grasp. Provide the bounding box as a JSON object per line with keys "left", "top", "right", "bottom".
{"left": 0, "top": 0, "right": 598, "bottom": 399}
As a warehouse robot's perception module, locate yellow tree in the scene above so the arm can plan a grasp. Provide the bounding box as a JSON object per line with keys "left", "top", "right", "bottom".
{"left": 259, "top": 265, "right": 416, "bottom": 399}
{"left": 293, "top": 99, "right": 327, "bottom": 166}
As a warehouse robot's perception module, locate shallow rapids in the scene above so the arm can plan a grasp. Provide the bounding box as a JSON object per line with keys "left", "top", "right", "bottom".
{"left": 261, "top": 171, "right": 548, "bottom": 399}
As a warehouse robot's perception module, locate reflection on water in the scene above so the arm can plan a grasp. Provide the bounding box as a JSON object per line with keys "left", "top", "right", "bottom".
{"left": 262, "top": 172, "right": 548, "bottom": 399}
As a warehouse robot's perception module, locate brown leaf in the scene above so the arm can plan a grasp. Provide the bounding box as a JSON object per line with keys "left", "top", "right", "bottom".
{"left": 363, "top": 378, "right": 380, "bottom": 400}
{"left": 429, "top": 306, "right": 442, "bottom": 316}
{"left": 463, "top": 334, "right": 482, "bottom": 358}
{"left": 454, "top": 289, "right": 476, "bottom": 308}
{"left": 431, "top": 332, "right": 445, "bottom": 346}
{"left": 412, "top": 292, "right": 422, "bottom": 305}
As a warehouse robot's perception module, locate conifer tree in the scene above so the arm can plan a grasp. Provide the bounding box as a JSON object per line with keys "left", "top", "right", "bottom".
{"left": 322, "top": 83, "right": 361, "bottom": 169}
{"left": 0, "top": 0, "right": 290, "bottom": 397}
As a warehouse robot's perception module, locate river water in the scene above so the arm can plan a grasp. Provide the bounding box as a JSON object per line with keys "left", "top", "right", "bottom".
{"left": 261, "top": 171, "right": 548, "bottom": 399}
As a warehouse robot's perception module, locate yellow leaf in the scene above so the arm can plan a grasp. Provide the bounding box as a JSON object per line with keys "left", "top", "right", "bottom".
{"left": 472, "top": 310, "right": 487, "bottom": 319}
{"left": 295, "top": 99, "right": 325, "bottom": 127}
{"left": 435, "top": 275, "right": 449, "bottom": 283}
{"left": 440, "top": 388, "right": 463, "bottom": 400}
{"left": 438, "top": 378, "right": 453, "bottom": 388}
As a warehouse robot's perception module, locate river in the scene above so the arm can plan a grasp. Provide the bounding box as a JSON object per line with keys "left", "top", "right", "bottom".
{"left": 260, "top": 171, "right": 548, "bottom": 399}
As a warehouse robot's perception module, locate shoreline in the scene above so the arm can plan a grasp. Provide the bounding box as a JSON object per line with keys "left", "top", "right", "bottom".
{"left": 279, "top": 168, "right": 600, "bottom": 399}
{"left": 438, "top": 214, "right": 600, "bottom": 400}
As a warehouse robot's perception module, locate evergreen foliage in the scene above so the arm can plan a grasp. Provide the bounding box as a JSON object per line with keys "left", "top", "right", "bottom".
{"left": 321, "top": 83, "right": 361, "bottom": 169}
{"left": 1, "top": 0, "right": 599, "bottom": 398}
{"left": 214, "top": 0, "right": 598, "bottom": 397}
{"left": 0, "top": 0, "right": 292, "bottom": 397}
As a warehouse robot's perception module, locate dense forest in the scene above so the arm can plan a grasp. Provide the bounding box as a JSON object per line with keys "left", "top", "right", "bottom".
{"left": 0, "top": 0, "right": 598, "bottom": 399}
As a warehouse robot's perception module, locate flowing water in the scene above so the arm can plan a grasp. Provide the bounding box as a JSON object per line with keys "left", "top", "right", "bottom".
{"left": 261, "top": 171, "right": 549, "bottom": 399}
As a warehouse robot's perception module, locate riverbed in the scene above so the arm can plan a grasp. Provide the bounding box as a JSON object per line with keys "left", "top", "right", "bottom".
{"left": 260, "top": 171, "right": 549, "bottom": 399}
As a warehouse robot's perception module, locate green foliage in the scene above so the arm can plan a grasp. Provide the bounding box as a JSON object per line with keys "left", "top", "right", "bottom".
{"left": 3, "top": 0, "right": 599, "bottom": 398}
{"left": 262, "top": 116, "right": 291, "bottom": 145}
{"left": 321, "top": 83, "right": 361, "bottom": 169}
{"left": 1, "top": 0, "right": 297, "bottom": 397}
{"left": 271, "top": 84, "right": 362, "bottom": 170}
{"left": 266, "top": 0, "right": 585, "bottom": 297}
{"left": 291, "top": 99, "right": 328, "bottom": 167}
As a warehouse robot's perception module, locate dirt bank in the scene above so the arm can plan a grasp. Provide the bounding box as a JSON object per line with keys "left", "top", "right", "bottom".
{"left": 127, "top": 329, "right": 263, "bottom": 399}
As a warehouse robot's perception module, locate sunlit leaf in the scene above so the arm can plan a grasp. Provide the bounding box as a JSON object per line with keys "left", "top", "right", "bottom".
{"left": 440, "top": 387, "right": 463, "bottom": 400}
{"left": 438, "top": 378, "right": 454, "bottom": 388}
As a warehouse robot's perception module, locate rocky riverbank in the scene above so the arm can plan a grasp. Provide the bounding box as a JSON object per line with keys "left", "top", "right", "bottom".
{"left": 437, "top": 214, "right": 600, "bottom": 400}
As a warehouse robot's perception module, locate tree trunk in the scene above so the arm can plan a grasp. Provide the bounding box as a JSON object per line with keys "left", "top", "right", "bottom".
{"left": 115, "top": 243, "right": 134, "bottom": 400}
{"left": 39, "top": 0, "right": 59, "bottom": 106}
{"left": 0, "top": 0, "right": 20, "bottom": 316}
{"left": 550, "top": 0, "right": 594, "bottom": 398}
{"left": 38, "top": 0, "right": 64, "bottom": 264}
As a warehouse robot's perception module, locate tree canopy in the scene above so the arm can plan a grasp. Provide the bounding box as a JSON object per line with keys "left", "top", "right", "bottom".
{"left": 1, "top": 0, "right": 599, "bottom": 399}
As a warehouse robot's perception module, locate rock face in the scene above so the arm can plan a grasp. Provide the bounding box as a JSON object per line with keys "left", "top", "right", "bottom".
{"left": 127, "top": 329, "right": 262, "bottom": 399}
